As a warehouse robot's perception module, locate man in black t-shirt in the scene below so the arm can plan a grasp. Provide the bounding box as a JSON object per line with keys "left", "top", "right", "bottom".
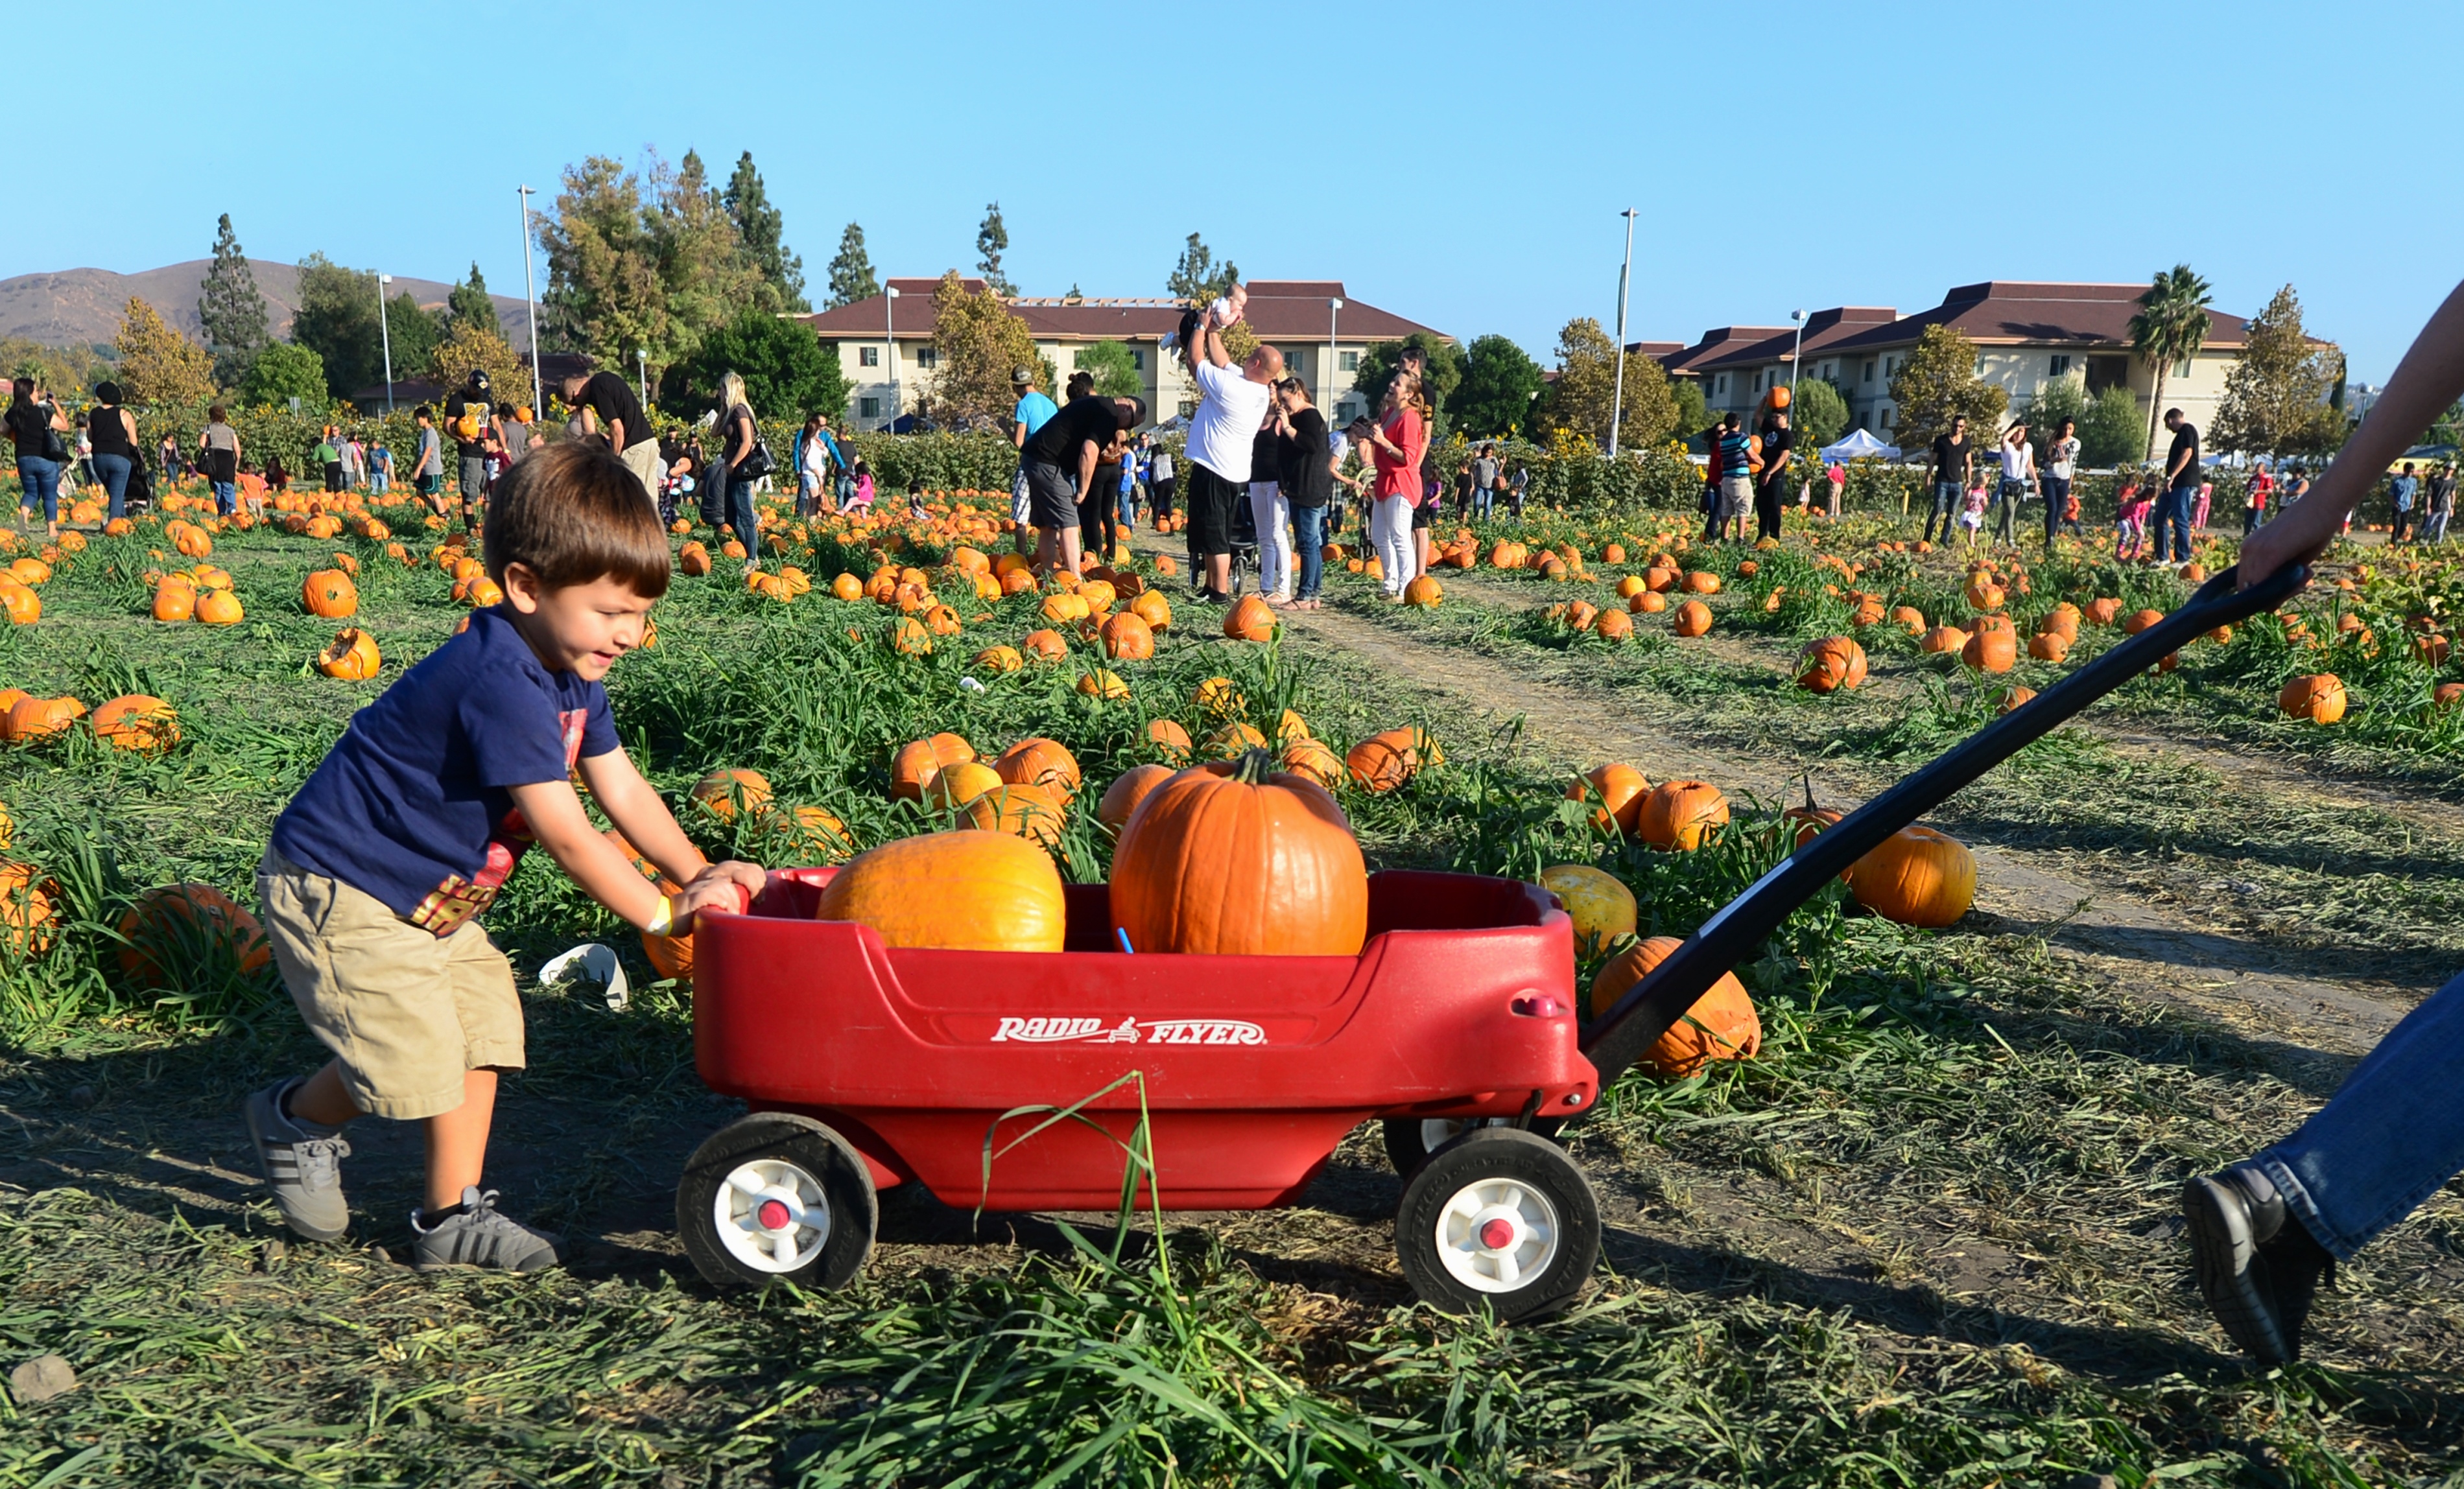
{"left": 1274, "top": 378, "right": 1335, "bottom": 607}
{"left": 2156, "top": 408, "right": 2201, "bottom": 565}
{"left": 442, "top": 369, "right": 492, "bottom": 524}
{"left": 1023, "top": 393, "right": 1145, "bottom": 578}
{"left": 1926, "top": 416, "right": 1972, "bottom": 544}
{"left": 560, "top": 370, "right": 657, "bottom": 502}
{"left": 1755, "top": 410, "right": 1795, "bottom": 543}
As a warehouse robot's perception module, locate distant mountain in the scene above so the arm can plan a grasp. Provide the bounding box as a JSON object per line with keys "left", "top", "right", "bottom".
{"left": 0, "top": 258, "right": 534, "bottom": 351}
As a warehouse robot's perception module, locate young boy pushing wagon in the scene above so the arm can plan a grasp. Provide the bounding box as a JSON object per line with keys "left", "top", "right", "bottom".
{"left": 243, "top": 442, "right": 765, "bottom": 1271}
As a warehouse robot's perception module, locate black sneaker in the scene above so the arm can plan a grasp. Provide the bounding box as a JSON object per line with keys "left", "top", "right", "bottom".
{"left": 2183, "top": 1166, "right": 2334, "bottom": 1365}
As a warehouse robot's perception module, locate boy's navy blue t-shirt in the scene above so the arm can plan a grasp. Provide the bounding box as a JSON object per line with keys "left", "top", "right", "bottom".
{"left": 271, "top": 606, "right": 616, "bottom": 936}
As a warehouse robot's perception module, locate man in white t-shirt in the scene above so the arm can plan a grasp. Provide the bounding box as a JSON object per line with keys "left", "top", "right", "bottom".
{"left": 1180, "top": 306, "right": 1281, "bottom": 602}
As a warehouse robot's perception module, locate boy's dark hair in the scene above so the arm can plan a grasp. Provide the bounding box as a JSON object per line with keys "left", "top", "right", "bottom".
{"left": 483, "top": 442, "right": 671, "bottom": 598}
{"left": 908, "top": 480, "right": 925, "bottom": 494}
{"left": 413, "top": 404, "right": 432, "bottom": 421}
{"left": 1722, "top": 412, "right": 1741, "bottom": 430}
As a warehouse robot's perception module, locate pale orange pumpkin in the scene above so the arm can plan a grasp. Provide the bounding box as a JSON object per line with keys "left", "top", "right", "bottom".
{"left": 995, "top": 736, "right": 1082, "bottom": 804}
{"left": 1569, "top": 762, "right": 1650, "bottom": 836}
{"left": 91, "top": 694, "right": 180, "bottom": 752}
{"left": 691, "top": 768, "right": 774, "bottom": 821}
{"left": 1847, "top": 825, "right": 1976, "bottom": 928}
{"left": 1636, "top": 780, "right": 1729, "bottom": 850}
{"left": 1098, "top": 764, "right": 1178, "bottom": 831}
{"left": 1111, "top": 752, "right": 1368, "bottom": 956}
{"left": 817, "top": 830, "right": 1067, "bottom": 952}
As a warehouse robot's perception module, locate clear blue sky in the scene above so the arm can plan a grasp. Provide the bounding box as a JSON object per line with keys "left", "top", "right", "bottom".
{"left": 19, "top": 1, "right": 2459, "bottom": 381}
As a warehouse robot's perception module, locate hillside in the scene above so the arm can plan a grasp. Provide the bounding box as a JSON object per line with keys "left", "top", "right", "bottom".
{"left": 0, "top": 258, "right": 532, "bottom": 350}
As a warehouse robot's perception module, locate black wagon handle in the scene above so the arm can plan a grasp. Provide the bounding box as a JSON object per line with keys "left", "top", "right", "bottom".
{"left": 1578, "top": 561, "right": 2314, "bottom": 1089}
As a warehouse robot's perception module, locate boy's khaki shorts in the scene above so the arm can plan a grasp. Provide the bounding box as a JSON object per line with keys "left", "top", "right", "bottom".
{"left": 257, "top": 847, "right": 524, "bottom": 1121}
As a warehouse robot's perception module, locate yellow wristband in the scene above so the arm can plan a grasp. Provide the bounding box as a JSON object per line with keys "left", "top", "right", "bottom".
{"left": 645, "top": 895, "right": 674, "bottom": 937}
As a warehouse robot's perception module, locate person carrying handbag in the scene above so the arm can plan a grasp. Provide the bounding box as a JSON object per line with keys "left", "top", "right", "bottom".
{"left": 709, "top": 371, "right": 768, "bottom": 574}
{"left": 6, "top": 377, "right": 73, "bottom": 539}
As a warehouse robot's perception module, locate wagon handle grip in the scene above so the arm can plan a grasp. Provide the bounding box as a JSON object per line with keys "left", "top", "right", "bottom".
{"left": 1578, "top": 561, "right": 2310, "bottom": 1090}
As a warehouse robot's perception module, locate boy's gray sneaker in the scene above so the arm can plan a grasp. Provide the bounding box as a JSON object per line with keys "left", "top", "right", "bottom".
{"left": 244, "top": 1077, "right": 352, "bottom": 1241}
{"left": 412, "top": 1188, "right": 563, "bottom": 1273}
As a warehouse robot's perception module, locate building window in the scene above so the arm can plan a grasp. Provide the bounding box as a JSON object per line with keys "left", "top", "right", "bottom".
{"left": 2175, "top": 357, "right": 2193, "bottom": 378}
{"left": 1285, "top": 349, "right": 1303, "bottom": 373}
{"left": 1130, "top": 349, "right": 1144, "bottom": 371}
{"left": 859, "top": 346, "right": 880, "bottom": 368}
{"left": 859, "top": 397, "right": 880, "bottom": 417}
{"left": 1975, "top": 356, "right": 1987, "bottom": 376}
{"left": 2049, "top": 354, "right": 2072, "bottom": 377}
{"left": 916, "top": 347, "right": 938, "bottom": 369}
{"left": 1714, "top": 374, "right": 1727, "bottom": 397}
{"left": 1862, "top": 358, "right": 1875, "bottom": 384}
{"left": 1338, "top": 350, "right": 1358, "bottom": 371}
{"left": 1753, "top": 371, "right": 1764, "bottom": 393}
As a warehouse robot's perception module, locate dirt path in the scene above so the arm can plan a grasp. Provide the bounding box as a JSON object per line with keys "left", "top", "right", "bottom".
{"left": 1269, "top": 596, "right": 2417, "bottom": 1067}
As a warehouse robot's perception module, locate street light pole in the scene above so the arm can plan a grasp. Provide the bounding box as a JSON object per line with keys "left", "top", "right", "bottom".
{"left": 1609, "top": 208, "right": 1637, "bottom": 458}
{"left": 1329, "top": 297, "right": 1342, "bottom": 414}
{"left": 377, "top": 274, "right": 396, "bottom": 417}
{"left": 884, "top": 285, "right": 901, "bottom": 431}
{"left": 517, "top": 185, "right": 543, "bottom": 416}
{"left": 637, "top": 349, "right": 649, "bottom": 412}
{"left": 1786, "top": 309, "right": 1806, "bottom": 412}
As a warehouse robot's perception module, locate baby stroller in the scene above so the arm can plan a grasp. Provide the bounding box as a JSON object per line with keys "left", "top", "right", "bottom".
{"left": 1225, "top": 489, "right": 1258, "bottom": 598}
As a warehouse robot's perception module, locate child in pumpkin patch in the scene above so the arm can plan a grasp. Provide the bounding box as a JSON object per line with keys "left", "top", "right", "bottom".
{"left": 243, "top": 443, "right": 765, "bottom": 1271}
{"left": 2184, "top": 275, "right": 2464, "bottom": 1367}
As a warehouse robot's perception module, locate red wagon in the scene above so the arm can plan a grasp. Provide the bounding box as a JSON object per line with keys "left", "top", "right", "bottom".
{"left": 677, "top": 565, "right": 2306, "bottom": 1320}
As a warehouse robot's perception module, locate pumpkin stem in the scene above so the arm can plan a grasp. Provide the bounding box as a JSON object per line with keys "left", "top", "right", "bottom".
{"left": 1799, "top": 771, "right": 1819, "bottom": 814}
{"left": 1230, "top": 747, "right": 1278, "bottom": 784}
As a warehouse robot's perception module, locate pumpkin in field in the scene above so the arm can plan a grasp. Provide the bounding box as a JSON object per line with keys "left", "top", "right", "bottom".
{"left": 1890, "top": 605, "right": 1926, "bottom": 635}
{"left": 1206, "top": 721, "right": 1270, "bottom": 756}
{"left": 318, "top": 627, "right": 382, "bottom": 679}
{"left": 1630, "top": 591, "right": 1667, "bottom": 614}
{"left": 973, "top": 644, "right": 1024, "bottom": 673}
{"left": 116, "top": 882, "right": 272, "bottom": 987}
{"left": 958, "top": 780, "right": 1068, "bottom": 845}
{"left": 2085, "top": 597, "right": 2122, "bottom": 626}
{"left": 1098, "top": 764, "right": 1178, "bottom": 831}
{"left": 196, "top": 589, "right": 244, "bottom": 625}
{"left": 1538, "top": 864, "right": 1636, "bottom": 957}
{"left": 151, "top": 582, "right": 195, "bottom": 622}
{"left": 1403, "top": 575, "right": 1443, "bottom": 608}
{"left": 1223, "top": 594, "right": 1277, "bottom": 642}
{"left": 680, "top": 544, "right": 712, "bottom": 576}
{"left": 818, "top": 829, "right": 1067, "bottom": 952}
{"left": 1194, "top": 676, "right": 1246, "bottom": 718}
{"left": 1847, "top": 825, "right": 1976, "bottom": 928}
{"left": 2028, "top": 631, "right": 2071, "bottom": 662}
{"left": 2279, "top": 673, "right": 2347, "bottom": 724}
{"left": 1147, "top": 718, "right": 1194, "bottom": 760}
{"left": 2433, "top": 681, "right": 2464, "bottom": 711}
{"left": 891, "top": 733, "right": 977, "bottom": 800}
{"left": 1021, "top": 627, "right": 1069, "bottom": 662}
{"left": 1076, "top": 668, "right": 1130, "bottom": 700}
{"left": 1795, "top": 636, "right": 1868, "bottom": 693}
{"left": 1569, "top": 762, "right": 1650, "bottom": 837}
{"left": 1683, "top": 570, "right": 1722, "bottom": 595}
{"left": 995, "top": 736, "right": 1082, "bottom": 803}
{"left": 1593, "top": 607, "right": 1634, "bottom": 640}
{"left": 1919, "top": 624, "right": 1969, "bottom": 655}
{"left": 691, "top": 768, "right": 773, "bottom": 821}
{"left": 922, "top": 760, "right": 1004, "bottom": 815}
{"left": 1961, "top": 627, "right": 2017, "bottom": 673}
{"left": 303, "top": 569, "right": 358, "bottom": 618}
{"left": 1636, "top": 780, "right": 1729, "bottom": 851}
{"left": 831, "top": 572, "right": 864, "bottom": 601}
{"left": 1998, "top": 686, "right": 2037, "bottom": 713}
{"left": 0, "top": 863, "right": 61, "bottom": 956}
{"left": 1278, "top": 736, "right": 1344, "bottom": 789}
{"left": 1111, "top": 752, "right": 1368, "bottom": 956}
{"left": 1130, "top": 589, "right": 1172, "bottom": 631}
{"left": 5, "top": 695, "right": 85, "bottom": 742}
{"left": 1100, "top": 611, "right": 1155, "bottom": 659}
{"left": 1587, "top": 935, "right": 1761, "bottom": 1075}
{"left": 1964, "top": 576, "right": 2006, "bottom": 611}
{"left": 91, "top": 695, "right": 180, "bottom": 753}
{"left": 2122, "top": 607, "right": 2164, "bottom": 635}
{"left": 1345, "top": 727, "right": 1434, "bottom": 792}
{"left": 1672, "top": 600, "right": 1712, "bottom": 637}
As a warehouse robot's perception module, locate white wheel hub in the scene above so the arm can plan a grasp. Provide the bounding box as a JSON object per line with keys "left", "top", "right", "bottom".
{"left": 1434, "top": 1176, "right": 1559, "bottom": 1293}
{"left": 715, "top": 1157, "right": 831, "bottom": 1274}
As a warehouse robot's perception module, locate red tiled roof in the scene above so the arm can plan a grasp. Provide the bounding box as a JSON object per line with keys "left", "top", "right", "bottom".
{"left": 1821, "top": 283, "right": 2249, "bottom": 354}
{"left": 800, "top": 276, "right": 1447, "bottom": 344}
{"left": 1659, "top": 326, "right": 1791, "bottom": 376}
{"left": 1692, "top": 307, "right": 1900, "bottom": 370}
{"left": 1624, "top": 340, "right": 1685, "bottom": 358}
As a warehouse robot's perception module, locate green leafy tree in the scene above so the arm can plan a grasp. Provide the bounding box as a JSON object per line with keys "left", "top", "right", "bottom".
{"left": 539, "top": 150, "right": 768, "bottom": 390}
{"left": 290, "top": 254, "right": 386, "bottom": 400}
{"left": 1788, "top": 376, "right": 1850, "bottom": 446}
{"left": 2212, "top": 284, "right": 2345, "bottom": 459}
{"left": 724, "top": 152, "right": 808, "bottom": 312}
{"left": 113, "top": 298, "right": 216, "bottom": 407}
{"left": 1073, "top": 340, "right": 1144, "bottom": 399}
{"left": 2079, "top": 384, "right": 2145, "bottom": 467}
{"left": 197, "top": 213, "right": 268, "bottom": 388}
{"left": 663, "top": 307, "right": 849, "bottom": 422}
{"left": 1351, "top": 334, "right": 1465, "bottom": 425}
{"left": 825, "top": 222, "right": 878, "bottom": 309}
{"left": 925, "top": 271, "right": 1043, "bottom": 431}
{"left": 1449, "top": 334, "right": 1544, "bottom": 437}
{"left": 427, "top": 323, "right": 529, "bottom": 412}
{"left": 239, "top": 342, "right": 329, "bottom": 410}
{"left": 1535, "top": 317, "right": 1677, "bottom": 450}
{"left": 1886, "top": 323, "right": 2008, "bottom": 454}
{"left": 384, "top": 291, "right": 441, "bottom": 390}
{"left": 0, "top": 337, "right": 108, "bottom": 399}
{"left": 976, "top": 202, "right": 1015, "bottom": 297}
{"left": 2127, "top": 263, "right": 2214, "bottom": 458}
{"left": 1670, "top": 377, "right": 1709, "bottom": 441}
{"left": 1165, "top": 233, "right": 1237, "bottom": 303}
{"left": 446, "top": 263, "right": 500, "bottom": 336}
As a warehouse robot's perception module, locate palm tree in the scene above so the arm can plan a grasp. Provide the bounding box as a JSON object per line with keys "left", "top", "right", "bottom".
{"left": 2127, "top": 264, "right": 2214, "bottom": 460}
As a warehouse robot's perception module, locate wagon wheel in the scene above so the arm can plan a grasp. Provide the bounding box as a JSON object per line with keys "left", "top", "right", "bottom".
{"left": 677, "top": 1112, "right": 877, "bottom": 1290}
{"left": 1393, "top": 1127, "right": 1599, "bottom": 1322}
{"left": 1381, "top": 1115, "right": 1567, "bottom": 1176}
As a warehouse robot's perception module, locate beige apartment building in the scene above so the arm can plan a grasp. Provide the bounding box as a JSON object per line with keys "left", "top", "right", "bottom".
{"left": 800, "top": 278, "right": 1450, "bottom": 431}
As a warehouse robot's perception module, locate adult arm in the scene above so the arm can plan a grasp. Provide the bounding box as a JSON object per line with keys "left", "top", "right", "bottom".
{"left": 1012, "top": 412, "right": 1028, "bottom": 451}
{"left": 1075, "top": 435, "right": 1098, "bottom": 504}
{"left": 728, "top": 410, "right": 754, "bottom": 466}
{"left": 2164, "top": 438, "right": 2192, "bottom": 488}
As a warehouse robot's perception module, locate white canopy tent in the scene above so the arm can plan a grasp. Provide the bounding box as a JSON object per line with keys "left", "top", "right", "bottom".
{"left": 1819, "top": 428, "right": 1900, "bottom": 462}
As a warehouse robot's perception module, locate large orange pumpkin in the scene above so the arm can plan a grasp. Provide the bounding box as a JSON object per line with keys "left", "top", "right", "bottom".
{"left": 1672, "top": 600, "right": 1713, "bottom": 637}
{"left": 1100, "top": 611, "right": 1155, "bottom": 659}
{"left": 1961, "top": 628, "right": 2017, "bottom": 673}
{"left": 1345, "top": 727, "right": 1431, "bottom": 793}
{"left": 1111, "top": 752, "right": 1368, "bottom": 956}
{"left": 117, "top": 882, "right": 272, "bottom": 986}
{"left": 1569, "top": 762, "right": 1650, "bottom": 836}
{"left": 891, "top": 733, "right": 977, "bottom": 801}
{"left": 1098, "top": 764, "right": 1178, "bottom": 832}
{"left": 1222, "top": 594, "right": 1276, "bottom": 642}
{"left": 817, "top": 829, "right": 1066, "bottom": 952}
{"left": 995, "top": 737, "right": 1082, "bottom": 804}
{"left": 1587, "top": 935, "right": 1762, "bottom": 1076}
{"left": 196, "top": 589, "right": 244, "bottom": 625}
{"left": 5, "top": 695, "right": 86, "bottom": 743}
{"left": 303, "top": 569, "right": 358, "bottom": 618}
{"left": 1147, "top": 718, "right": 1194, "bottom": 761}
{"left": 1277, "top": 736, "right": 1344, "bottom": 789}
{"left": 318, "top": 627, "right": 382, "bottom": 679}
{"left": 1795, "top": 636, "right": 1868, "bottom": 693}
{"left": 1847, "top": 825, "right": 1976, "bottom": 927}
{"left": 957, "top": 780, "right": 1067, "bottom": 846}
{"left": 691, "top": 768, "right": 774, "bottom": 821}
{"left": 2279, "top": 674, "right": 2347, "bottom": 724}
{"left": 91, "top": 694, "right": 180, "bottom": 752}
{"left": 1636, "top": 780, "right": 1729, "bottom": 851}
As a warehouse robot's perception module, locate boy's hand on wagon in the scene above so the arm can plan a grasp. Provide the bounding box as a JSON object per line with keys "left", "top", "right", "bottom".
{"left": 669, "top": 861, "right": 767, "bottom": 927}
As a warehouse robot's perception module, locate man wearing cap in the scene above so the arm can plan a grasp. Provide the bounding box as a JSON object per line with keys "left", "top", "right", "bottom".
{"left": 1181, "top": 305, "right": 1283, "bottom": 603}
{"left": 1010, "top": 368, "right": 1058, "bottom": 556}
{"left": 442, "top": 368, "right": 492, "bottom": 526}
{"left": 1022, "top": 392, "right": 1144, "bottom": 579}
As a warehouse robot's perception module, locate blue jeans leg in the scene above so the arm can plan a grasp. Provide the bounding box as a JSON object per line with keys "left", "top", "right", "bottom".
{"left": 726, "top": 471, "right": 760, "bottom": 559}
{"left": 1291, "top": 504, "right": 1327, "bottom": 598}
{"left": 2257, "top": 968, "right": 2464, "bottom": 1260}
{"left": 1926, "top": 482, "right": 1960, "bottom": 543}
{"left": 91, "top": 452, "right": 132, "bottom": 521}
{"left": 2162, "top": 485, "right": 2197, "bottom": 561}
{"left": 1475, "top": 489, "right": 1493, "bottom": 521}
{"left": 16, "top": 457, "right": 62, "bottom": 521}
{"left": 212, "top": 479, "right": 237, "bottom": 515}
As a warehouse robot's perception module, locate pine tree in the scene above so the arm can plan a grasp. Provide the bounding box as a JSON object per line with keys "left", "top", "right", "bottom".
{"left": 1166, "top": 233, "right": 1237, "bottom": 303}
{"left": 447, "top": 263, "right": 500, "bottom": 335}
{"left": 724, "top": 152, "right": 809, "bottom": 312}
{"left": 197, "top": 213, "right": 268, "bottom": 388}
{"left": 825, "top": 222, "right": 878, "bottom": 309}
{"left": 976, "top": 202, "right": 1014, "bottom": 296}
